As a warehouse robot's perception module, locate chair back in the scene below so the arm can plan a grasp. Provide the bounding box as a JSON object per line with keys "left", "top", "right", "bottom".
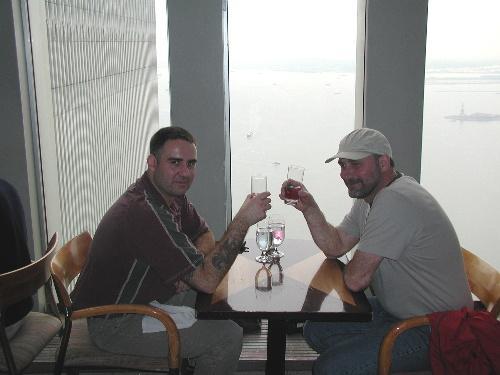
{"left": 0, "top": 233, "right": 58, "bottom": 310}
{"left": 461, "top": 247, "right": 500, "bottom": 317}
{"left": 0, "top": 233, "right": 58, "bottom": 374}
{"left": 50, "top": 232, "right": 92, "bottom": 308}
{"left": 50, "top": 232, "right": 181, "bottom": 374}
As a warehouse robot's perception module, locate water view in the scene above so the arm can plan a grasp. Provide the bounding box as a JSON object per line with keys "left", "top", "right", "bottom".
{"left": 227, "top": 62, "right": 500, "bottom": 269}
{"left": 421, "top": 62, "right": 500, "bottom": 268}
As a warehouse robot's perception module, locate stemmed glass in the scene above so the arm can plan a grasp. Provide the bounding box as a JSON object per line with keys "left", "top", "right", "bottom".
{"left": 255, "top": 220, "right": 272, "bottom": 263}
{"left": 268, "top": 214, "right": 285, "bottom": 259}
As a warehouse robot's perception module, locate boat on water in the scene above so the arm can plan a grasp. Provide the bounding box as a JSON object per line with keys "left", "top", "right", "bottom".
{"left": 445, "top": 104, "right": 500, "bottom": 122}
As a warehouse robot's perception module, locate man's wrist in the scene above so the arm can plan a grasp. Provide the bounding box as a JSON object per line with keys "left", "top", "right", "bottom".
{"left": 302, "top": 205, "right": 320, "bottom": 222}
{"left": 231, "top": 214, "right": 251, "bottom": 230}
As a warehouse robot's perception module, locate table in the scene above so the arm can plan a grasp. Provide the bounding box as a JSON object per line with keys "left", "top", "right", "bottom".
{"left": 196, "top": 239, "right": 372, "bottom": 374}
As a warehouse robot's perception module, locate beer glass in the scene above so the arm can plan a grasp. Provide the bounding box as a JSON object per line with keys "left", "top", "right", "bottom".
{"left": 284, "top": 165, "right": 305, "bottom": 205}
{"left": 251, "top": 175, "right": 267, "bottom": 194}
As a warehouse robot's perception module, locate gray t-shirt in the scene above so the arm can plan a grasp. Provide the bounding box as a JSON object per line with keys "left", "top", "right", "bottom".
{"left": 338, "top": 175, "right": 473, "bottom": 319}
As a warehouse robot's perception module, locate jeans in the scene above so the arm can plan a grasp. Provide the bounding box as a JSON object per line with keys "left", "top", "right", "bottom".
{"left": 303, "top": 297, "right": 430, "bottom": 375}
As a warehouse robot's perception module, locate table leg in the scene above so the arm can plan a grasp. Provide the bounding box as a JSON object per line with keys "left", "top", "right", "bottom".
{"left": 265, "top": 319, "right": 286, "bottom": 375}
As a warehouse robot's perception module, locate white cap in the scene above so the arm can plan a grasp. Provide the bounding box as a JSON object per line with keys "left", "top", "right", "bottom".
{"left": 325, "top": 128, "right": 392, "bottom": 163}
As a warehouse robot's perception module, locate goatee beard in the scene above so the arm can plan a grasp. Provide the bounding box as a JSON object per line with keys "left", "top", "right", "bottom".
{"left": 347, "top": 180, "right": 378, "bottom": 199}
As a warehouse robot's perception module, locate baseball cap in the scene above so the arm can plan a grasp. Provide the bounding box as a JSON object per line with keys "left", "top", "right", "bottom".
{"left": 325, "top": 128, "right": 392, "bottom": 163}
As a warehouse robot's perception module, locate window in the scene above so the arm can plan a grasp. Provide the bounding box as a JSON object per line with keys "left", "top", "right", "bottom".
{"left": 228, "top": 0, "right": 359, "bottom": 240}
{"left": 156, "top": 0, "right": 171, "bottom": 127}
{"left": 25, "top": 0, "right": 166, "bottom": 244}
{"left": 421, "top": 0, "right": 500, "bottom": 268}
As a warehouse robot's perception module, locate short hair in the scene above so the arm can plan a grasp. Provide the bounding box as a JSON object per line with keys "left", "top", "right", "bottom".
{"left": 149, "top": 127, "right": 196, "bottom": 158}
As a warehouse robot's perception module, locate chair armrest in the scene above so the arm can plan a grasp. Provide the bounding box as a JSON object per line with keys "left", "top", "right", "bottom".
{"left": 378, "top": 315, "right": 430, "bottom": 375}
{"left": 72, "top": 304, "right": 180, "bottom": 369}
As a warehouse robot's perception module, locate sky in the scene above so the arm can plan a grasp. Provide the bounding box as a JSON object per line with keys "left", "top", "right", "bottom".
{"left": 228, "top": 0, "right": 357, "bottom": 64}
{"left": 227, "top": 0, "right": 500, "bottom": 64}
{"left": 426, "top": 0, "right": 500, "bottom": 62}
{"left": 155, "top": 0, "right": 500, "bottom": 66}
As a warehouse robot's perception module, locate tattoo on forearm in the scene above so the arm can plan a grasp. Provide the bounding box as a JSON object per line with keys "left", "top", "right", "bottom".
{"left": 212, "top": 237, "right": 239, "bottom": 272}
{"left": 211, "top": 220, "right": 247, "bottom": 274}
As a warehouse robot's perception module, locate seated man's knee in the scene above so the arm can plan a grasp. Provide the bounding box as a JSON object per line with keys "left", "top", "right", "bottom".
{"left": 227, "top": 319, "right": 243, "bottom": 342}
{"left": 303, "top": 321, "right": 315, "bottom": 337}
{"left": 218, "top": 319, "right": 243, "bottom": 350}
{"left": 303, "top": 321, "right": 322, "bottom": 346}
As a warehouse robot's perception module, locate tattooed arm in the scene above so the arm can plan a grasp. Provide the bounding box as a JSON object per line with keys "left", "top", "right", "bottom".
{"left": 183, "top": 192, "right": 271, "bottom": 293}
{"left": 194, "top": 230, "right": 216, "bottom": 256}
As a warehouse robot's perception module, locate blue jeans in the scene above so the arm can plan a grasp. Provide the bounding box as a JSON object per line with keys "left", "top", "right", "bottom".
{"left": 303, "top": 297, "right": 430, "bottom": 375}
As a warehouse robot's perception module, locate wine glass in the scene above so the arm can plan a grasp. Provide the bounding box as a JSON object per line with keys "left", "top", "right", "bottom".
{"left": 255, "top": 220, "right": 272, "bottom": 263}
{"left": 268, "top": 214, "right": 285, "bottom": 258}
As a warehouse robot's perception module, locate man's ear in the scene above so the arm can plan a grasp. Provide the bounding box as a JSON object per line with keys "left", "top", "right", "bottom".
{"left": 378, "top": 154, "right": 391, "bottom": 171}
{"left": 147, "top": 154, "right": 157, "bottom": 172}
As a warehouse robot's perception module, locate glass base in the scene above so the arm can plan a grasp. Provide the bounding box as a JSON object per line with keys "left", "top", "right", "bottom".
{"left": 269, "top": 249, "right": 284, "bottom": 258}
{"left": 255, "top": 254, "right": 271, "bottom": 263}
{"left": 284, "top": 199, "right": 297, "bottom": 205}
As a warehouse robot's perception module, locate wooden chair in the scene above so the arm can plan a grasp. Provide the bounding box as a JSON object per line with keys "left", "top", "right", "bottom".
{"left": 50, "top": 231, "right": 182, "bottom": 375}
{"left": 378, "top": 247, "right": 500, "bottom": 375}
{"left": 0, "top": 233, "right": 61, "bottom": 374}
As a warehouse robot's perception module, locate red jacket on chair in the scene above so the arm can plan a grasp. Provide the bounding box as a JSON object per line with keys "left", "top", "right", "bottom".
{"left": 428, "top": 307, "right": 500, "bottom": 375}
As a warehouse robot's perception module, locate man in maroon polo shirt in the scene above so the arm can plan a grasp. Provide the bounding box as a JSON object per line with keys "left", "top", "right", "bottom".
{"left": 72, "top": 127, "right": 271, "bottom": 374}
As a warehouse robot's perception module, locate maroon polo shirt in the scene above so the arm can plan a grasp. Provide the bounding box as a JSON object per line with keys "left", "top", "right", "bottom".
{"left": 71, "top": 172, "right": 208, "bottom": 310}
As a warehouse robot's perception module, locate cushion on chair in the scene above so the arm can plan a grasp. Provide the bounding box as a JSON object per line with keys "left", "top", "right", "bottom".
{"left": 63, "top": 319, "right": 171, "bottom": 371}
{"left": 0, "top": 312, "right": 61, "bottom": 372}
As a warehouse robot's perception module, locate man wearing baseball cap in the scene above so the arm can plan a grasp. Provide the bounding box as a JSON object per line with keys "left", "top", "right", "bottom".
{"left": 280, "top": 128, "right": 472, "bottom": 374}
